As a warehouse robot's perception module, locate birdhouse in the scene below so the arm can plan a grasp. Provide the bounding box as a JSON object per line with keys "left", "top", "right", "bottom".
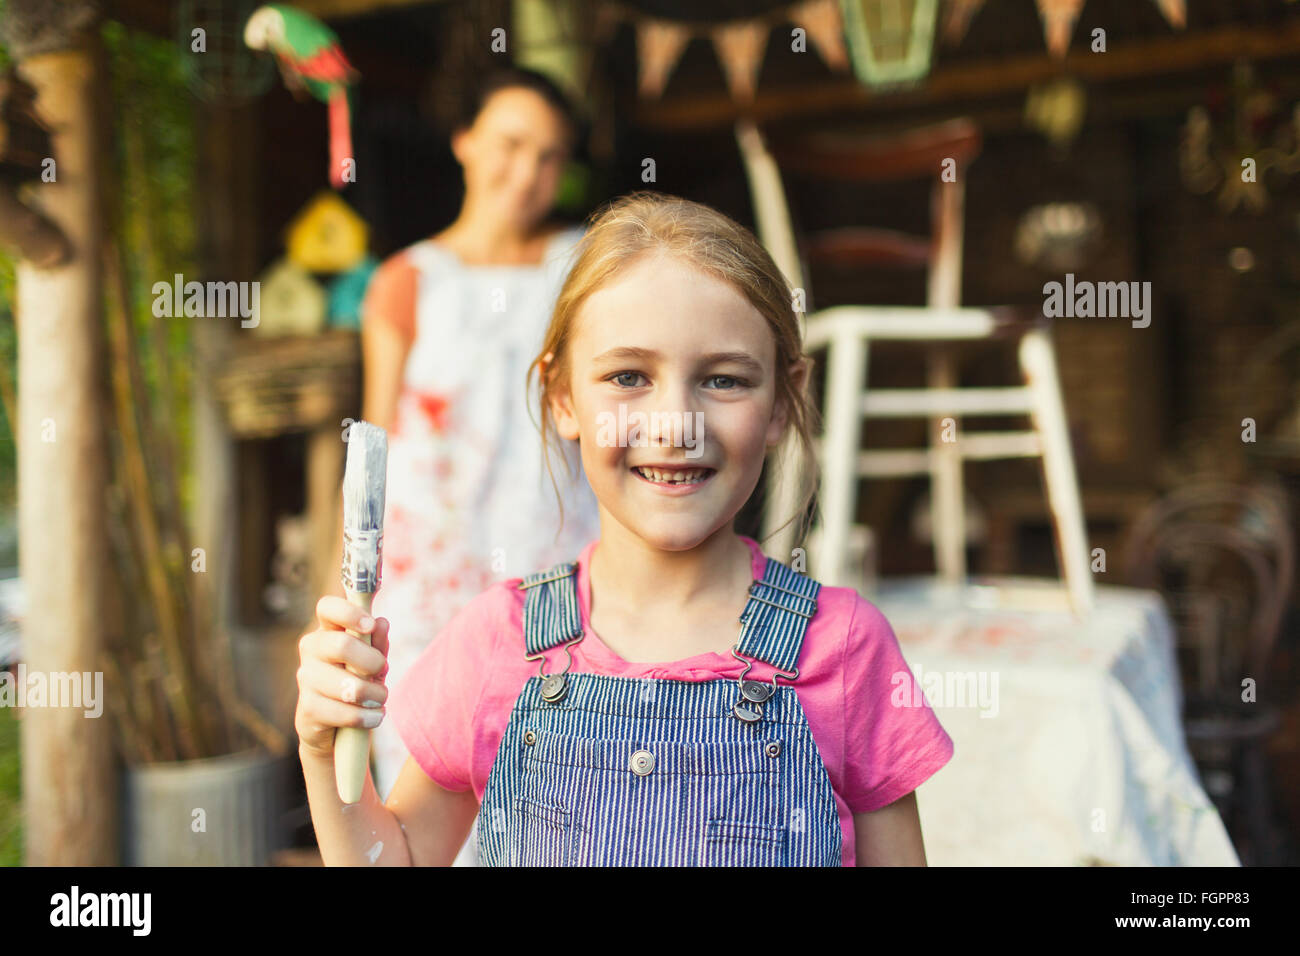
{"left": 285, "top": 191, "right": 368, "bottom": 274}
{"left": 327, "top": 254, "right": 377, "bottom": 330}
{"left": 252, "top": 257, "right": 327, "bottom": 336}
{"left": 0, "top": 68, "right": 69, "bottom": 267}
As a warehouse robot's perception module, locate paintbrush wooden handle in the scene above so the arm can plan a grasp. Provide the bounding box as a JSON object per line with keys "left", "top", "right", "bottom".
{"left": 335, "top": 589, "right": 375, "bottom": 804}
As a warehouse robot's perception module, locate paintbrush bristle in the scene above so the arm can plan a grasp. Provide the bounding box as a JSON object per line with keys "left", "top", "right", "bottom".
{"left": 343, "top": 421, "right": 387, "bottom": 532}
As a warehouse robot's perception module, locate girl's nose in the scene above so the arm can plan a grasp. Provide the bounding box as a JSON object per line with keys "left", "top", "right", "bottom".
{"left": 649, "top": 381, "right": 699, "bottom": 445}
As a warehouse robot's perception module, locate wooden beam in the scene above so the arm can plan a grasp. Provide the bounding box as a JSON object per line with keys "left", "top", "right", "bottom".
{"left": 104, "top": 0, "right": 448, "bottom": 36}
{"left": 294, "top": 0, "right": 451, "bottom": 19}
{"left": 636, "top": 20, "right": 1300, "bottom": 130}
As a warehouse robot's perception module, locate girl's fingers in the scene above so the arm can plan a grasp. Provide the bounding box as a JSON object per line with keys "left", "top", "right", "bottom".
{"left": 300, "top": 687, "right": 386, "bottom": 732}
{"left": 298, "top": 656, "right": 388, "bottom": 708}
{"left": 300, "top": 625, "right": 387, "bottom": 678}
{"left": 314, "top": 594, "right": 377, "bottom": 636}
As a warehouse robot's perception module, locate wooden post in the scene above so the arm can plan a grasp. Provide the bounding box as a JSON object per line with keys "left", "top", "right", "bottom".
{"left": 4, "top": 0, "right": 115, "bottom": 864}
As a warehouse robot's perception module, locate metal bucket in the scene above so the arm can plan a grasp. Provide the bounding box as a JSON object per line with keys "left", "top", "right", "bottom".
{"left": 122, "top": 748, "right": 288, "bottom": 866}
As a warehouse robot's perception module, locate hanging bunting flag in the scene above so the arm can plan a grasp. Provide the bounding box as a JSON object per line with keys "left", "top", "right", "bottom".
{"left": 1036, "top": 0, "right": 1086, "bottom": 58}
{"left": 637, "top": 17, "right": 692, "bottom": 98}
{"left": 942, "top": 0, "right": 985, "bottom": 45}
{"left": 712, "top": 19, "right": 771, "bottom": 103}
{"left": 789, "top": 0, "right": 850, "bottom": 72}
{"left": 946, "top": 0, "right": 1185, "bottom": 56}
{"left": 614, "top": 0, "right": 1194, "bottom": 103}
{"left": 1152, "top": 0, "right": 1187, "bottom": 29}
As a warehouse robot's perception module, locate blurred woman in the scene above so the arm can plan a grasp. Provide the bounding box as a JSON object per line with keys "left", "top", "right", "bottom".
{"left": 356, "top": 67, "right": 600, "bottom": 859}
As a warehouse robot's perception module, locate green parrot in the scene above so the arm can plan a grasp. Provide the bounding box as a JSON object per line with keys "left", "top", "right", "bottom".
{"left": 245, "top": 4, "right": 359, "bottom": 188}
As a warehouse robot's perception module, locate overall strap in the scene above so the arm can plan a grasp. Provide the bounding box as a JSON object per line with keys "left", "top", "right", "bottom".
{"left": 517, "top": 554, "right": 822, "bottom": 673}
{"left": 518, "top": 563, "right": 583, "bottom": 655}
{"left": 735, "top": 557, "right": 821, "bottom": 675}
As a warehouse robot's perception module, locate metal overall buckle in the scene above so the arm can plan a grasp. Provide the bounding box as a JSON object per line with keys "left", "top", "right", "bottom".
{"left": 729, "top": 577, "right": 810, "bottom": 723}
{"left": 729, "top": 644, "right": 798, "bottom": 724}
{"left": 525, "top": 634, "right": 584, "bottom": 704}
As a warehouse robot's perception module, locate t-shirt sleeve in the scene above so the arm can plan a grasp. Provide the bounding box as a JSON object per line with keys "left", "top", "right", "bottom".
{"left": 385, "top": 586, "right": 504, "bottom": 792}
{"left": 360, "top": 252, "right": 418, "bottom": 345}
{"left": 841, "top": 596, "right": 955, "bottom": 814}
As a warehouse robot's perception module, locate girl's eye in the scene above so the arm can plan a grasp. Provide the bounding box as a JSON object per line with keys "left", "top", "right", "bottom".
{"left": 706, "top": 375, "right": 746, "bottom": 389}
{"left": 610, "top": 371, "right": 644, "bottom": 388}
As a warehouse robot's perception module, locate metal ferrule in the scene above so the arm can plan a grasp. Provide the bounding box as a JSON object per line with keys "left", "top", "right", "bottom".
{"left": 341, "top": 528, "right": 383, "bottom": 593}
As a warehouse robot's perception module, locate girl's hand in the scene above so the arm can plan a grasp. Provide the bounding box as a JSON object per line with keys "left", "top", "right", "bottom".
{"left": 295, "top": 595, "right": 391, "bottom": 761}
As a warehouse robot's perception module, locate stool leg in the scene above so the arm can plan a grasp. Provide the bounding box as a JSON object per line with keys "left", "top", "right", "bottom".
{"left": 928, "top": 350, "right": 966, "bottom": 583}
{"left": 762, "top": 432, "right": 808, "bottom": 564}
{"left": 928, "top": 175, "right": 967, "bottom": 584}
{"left": 818, "top": 332, "right": 867, "bottom": 585}
{"left": 1020, "top": 329, "right": 1094, "bottom": 615}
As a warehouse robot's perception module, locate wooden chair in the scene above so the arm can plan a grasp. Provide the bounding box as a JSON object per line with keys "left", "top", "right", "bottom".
{"left": 737, "top": 118, "right": 1094, "bottom": 614}
{"left": 1122, "top": 481, "right": 1295, "bottom": 865}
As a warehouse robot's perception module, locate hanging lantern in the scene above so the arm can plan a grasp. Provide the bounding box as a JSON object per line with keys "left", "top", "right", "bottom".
{"left": 839, "top": 0, "right": 940, "bottom": 90}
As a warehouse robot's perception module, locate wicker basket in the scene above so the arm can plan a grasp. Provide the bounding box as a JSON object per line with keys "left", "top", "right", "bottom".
{"left": 213, "top": 330, "right": 360, "bottom": 439}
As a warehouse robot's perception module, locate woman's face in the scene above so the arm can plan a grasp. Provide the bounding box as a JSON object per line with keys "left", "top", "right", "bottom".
{"left": 452, "top": 87, "right": 572, "bottom": 229}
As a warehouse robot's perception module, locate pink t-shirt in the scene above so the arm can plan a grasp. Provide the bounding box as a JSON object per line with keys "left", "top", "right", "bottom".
{"left": 388, "top": 535, "right": 954, "bottom": 866}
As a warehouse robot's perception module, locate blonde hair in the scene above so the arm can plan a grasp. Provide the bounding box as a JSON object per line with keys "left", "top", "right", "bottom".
{"left": 528, "top": 191, "right": 820, "bottom": 545}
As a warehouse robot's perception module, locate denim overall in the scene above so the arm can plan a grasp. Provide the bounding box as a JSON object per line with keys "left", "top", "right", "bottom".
{"left": 476, "top": 555, "right": 843, "bottom": 866}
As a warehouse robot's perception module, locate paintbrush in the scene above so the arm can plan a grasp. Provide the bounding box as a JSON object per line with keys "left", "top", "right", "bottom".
{"left": 335, "top": 420, "right": 387, "bottom": 804}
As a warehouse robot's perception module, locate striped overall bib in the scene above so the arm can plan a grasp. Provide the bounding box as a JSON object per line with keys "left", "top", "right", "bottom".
{"left": 476, "top": 555, "right": 843, "bottom": 866}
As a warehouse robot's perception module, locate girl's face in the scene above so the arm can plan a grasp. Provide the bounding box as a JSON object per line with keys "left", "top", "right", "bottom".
{"left": 550, "top": 253, "right": 798, "bottom": 553}
{"left": 452, "top": 87, "right": 572, "bottom": 229}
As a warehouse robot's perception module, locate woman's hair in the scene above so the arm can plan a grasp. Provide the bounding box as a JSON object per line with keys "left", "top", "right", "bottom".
{"left": 528, "top": 191, "right": 821, "bottom": 546}
{"left": 455, "top": 66, "right": 583, "bottom": 149}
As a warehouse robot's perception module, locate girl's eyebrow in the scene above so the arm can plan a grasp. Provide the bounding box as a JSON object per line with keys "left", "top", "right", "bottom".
{"left": 592, "top": 346, "right": 765, "bottom": 375}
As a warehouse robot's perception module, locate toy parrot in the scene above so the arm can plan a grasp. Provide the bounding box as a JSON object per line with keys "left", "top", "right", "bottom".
{"left": 245, "top": 4, "right": 359, "bottom": 189}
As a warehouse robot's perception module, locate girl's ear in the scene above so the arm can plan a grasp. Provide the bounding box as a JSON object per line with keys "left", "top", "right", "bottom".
{"left": 766, "top": 357, "right": 809, "bottom": 447}
{"left": 542, "top": 352, "right": 581, "bottom": 441}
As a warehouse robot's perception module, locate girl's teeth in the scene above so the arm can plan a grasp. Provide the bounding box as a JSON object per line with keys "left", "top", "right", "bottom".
{"left": 637, "top": 467, "right": 708, "bottom": 483}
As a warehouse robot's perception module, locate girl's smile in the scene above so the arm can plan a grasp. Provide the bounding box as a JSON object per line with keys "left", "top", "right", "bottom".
{"left": 630, "top": 463, "right": 717, "bottom": 494}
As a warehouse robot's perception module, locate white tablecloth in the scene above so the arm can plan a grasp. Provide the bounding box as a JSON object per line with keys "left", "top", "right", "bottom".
{"left": 870, "top": 576, "right": 1240, "bottom": 866}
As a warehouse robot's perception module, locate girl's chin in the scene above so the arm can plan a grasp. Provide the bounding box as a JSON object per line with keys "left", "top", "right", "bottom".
{"left": 616, "top": 515, "right": 728, "bottom": 553}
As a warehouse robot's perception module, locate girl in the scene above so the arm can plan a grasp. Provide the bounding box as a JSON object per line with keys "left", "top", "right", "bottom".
{"left": 298, "top": 192, "right": 954, "bottom": 866}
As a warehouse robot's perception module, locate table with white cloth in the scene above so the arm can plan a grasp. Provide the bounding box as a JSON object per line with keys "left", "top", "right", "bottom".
{"left": 869, "top": 576, "right": 1241, "bottom": 866}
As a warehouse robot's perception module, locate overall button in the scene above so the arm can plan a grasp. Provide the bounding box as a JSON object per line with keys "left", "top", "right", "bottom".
{"left": 733, "top": 700, "right": 763, "bottom": 723}
{"left": 765, "top": 740, "right": 781, "bottom": 757}
{"left": 629, "top": 749, "right": 655, "bottom": 776}
{"left": 523, "top": 730, "right": 537, "bottom": 746}
{"left": 540, "top": 674, "right": 567, "bottom": 702}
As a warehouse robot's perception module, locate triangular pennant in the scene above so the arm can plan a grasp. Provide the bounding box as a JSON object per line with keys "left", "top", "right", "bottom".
{"left": 712, "top": 19, "right": 770, "bottom": 103}
{"left": 637, "top": 18, "right": 693, "bottom": 99}
{"left": 789, "top": 0, "right": 849, "bottom": 72}
{"left": 1036, "top": 0, "right": 1086, "bottom": 58}
{"left": 942, "top": 0, "right": 986, "bottom": 46}
{"left": 1152, "top": 0, "right": 1186, "bottom": 29}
